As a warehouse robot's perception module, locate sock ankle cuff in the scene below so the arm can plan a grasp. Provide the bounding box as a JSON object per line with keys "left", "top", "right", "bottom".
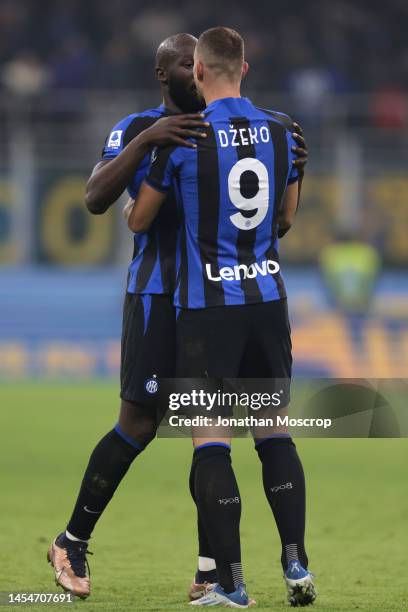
{"left": 65, "top": 530, "right": 88, "bottom": 544}
{"left": 198, "top": 555, "right": 217, "bottom": 572}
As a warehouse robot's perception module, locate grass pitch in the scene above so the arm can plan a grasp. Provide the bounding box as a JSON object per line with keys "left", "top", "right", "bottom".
{"left": 0, "top": 382, "right": 407, "bottom": 611}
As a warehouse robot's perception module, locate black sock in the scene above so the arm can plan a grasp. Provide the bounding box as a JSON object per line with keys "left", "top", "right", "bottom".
{"left": 66, "top": 428, "right": 142, "bottom": 540}
{"left": 256, "top": 437, "right": 308, "bottom": 571}
{"left": 189, "top": 455, "right": 218, "bottom": 584}
{"left": 192, "top": 444, "right": 243, "bottom": 593}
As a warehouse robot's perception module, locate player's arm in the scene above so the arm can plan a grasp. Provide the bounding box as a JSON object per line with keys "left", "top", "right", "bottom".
{"left": 292, "top": 122, "right": 308, "bottom": 175}
{"left": 291, "top": 121, "right": 308, "bottom": 210}
{"left": 277, "top": 181, "right": 299, "bottom": 239}
{"left": 126, "top": 183, "right": 166, "bottom": 233}
{"left": 276, "top": 120, "right": 307, "bottom": 238}
{"left": 126, "top": 143, "right": 181, "bottom": 232}
{"left": 85, "top": 114, "right": 208, "bottom": 215}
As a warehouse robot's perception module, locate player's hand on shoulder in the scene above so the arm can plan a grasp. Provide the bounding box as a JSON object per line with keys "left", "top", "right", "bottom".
{"left": 140, "top": 114, "right": 210, "bottom": 149}
{"left": 291, "top": 121, "right": 308, "bottom": 172}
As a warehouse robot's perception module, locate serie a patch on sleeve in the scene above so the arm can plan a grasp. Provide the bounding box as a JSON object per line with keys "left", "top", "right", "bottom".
{"left": 107, "top": 130, "right": 123, "bottom": 149}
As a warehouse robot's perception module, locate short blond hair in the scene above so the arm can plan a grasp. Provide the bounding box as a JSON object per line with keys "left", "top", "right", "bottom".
{"left": 196, "top": 27, "right": 244, "bottom": 81}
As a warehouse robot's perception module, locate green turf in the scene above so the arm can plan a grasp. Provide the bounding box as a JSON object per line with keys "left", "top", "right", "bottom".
{"left": 0, "top": 383, "right": 407, "bottom": 611}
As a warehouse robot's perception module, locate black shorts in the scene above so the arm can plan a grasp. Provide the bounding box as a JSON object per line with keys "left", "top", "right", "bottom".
{"left": 120, "top": 293, "right": 176, "bottom": 406}
{"left": 176, "top": 299, "right": 292, "bottom": 409}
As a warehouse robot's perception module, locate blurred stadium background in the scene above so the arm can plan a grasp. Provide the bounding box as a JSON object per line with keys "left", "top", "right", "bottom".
{"left": 1, "top": 0, "right": 407, "bottom": 381}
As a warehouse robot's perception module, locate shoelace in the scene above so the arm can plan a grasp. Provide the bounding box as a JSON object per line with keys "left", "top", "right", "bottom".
{"left": 67, "top": 545, "right": 93, "bottom": 578}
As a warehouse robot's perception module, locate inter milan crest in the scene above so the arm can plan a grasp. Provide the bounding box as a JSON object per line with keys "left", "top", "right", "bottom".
{"left": 145, "top": 375, "right": 158, "bottom": 394}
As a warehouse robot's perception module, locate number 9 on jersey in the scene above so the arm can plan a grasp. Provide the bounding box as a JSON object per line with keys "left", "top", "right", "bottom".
{"left": 228, "top": 157, "right": 269, "bottom": 231}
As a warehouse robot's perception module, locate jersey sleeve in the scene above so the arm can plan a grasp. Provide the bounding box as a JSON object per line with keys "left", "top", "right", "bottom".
{"left": 144, "top": 146, "right": 183, "bottom": 193}
{"left": 100, "top": 113, "right": 162, "bottom": 197}
{"left": 101, "top": 115, "right": 137, "bottom": 159}
{"left": 263, "top": 109, "right": 299, "bottom": 185}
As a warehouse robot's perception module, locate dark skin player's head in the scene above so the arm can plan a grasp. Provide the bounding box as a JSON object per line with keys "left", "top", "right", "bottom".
{"left": 155, "top": 33, "right": 204, "bottom": 113}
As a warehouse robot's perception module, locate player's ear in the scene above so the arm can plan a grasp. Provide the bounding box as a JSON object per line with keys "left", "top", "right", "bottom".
{"left": 242, "top": 61, "right": 249, "bottom": 79}
{"left": 195, "top": 60, "right": 204, "bottom": 82}
{"left": 155, "top": 66, "right": 168, "bottom": 85}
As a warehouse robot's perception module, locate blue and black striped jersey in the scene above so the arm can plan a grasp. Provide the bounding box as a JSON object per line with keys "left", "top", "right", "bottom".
{"left": 145, "top": 97, "right": 298, "bottom": 309}
{"left": 102, "top": 104, "right": 178, "bottom": 295}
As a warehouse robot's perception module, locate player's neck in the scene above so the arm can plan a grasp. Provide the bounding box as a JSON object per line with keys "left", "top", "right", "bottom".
{"left": 203, "top": 84, "right": 242, "bottom": 106}
{"left": 161, "top": 94, "right": 184, "bottom": 114}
